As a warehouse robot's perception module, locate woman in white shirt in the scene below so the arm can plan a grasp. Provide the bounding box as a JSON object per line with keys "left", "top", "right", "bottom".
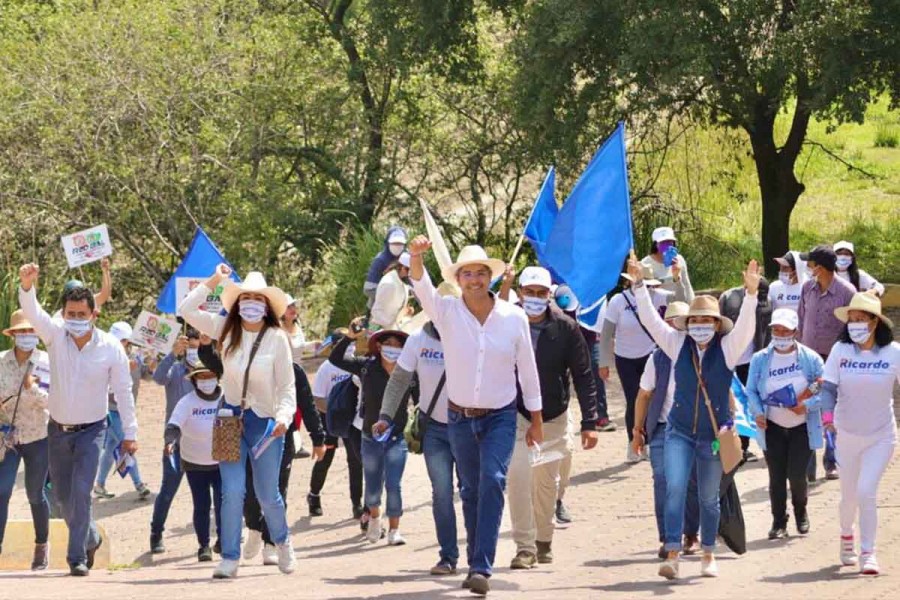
{"left": 282, "top": 295, "right": 317, "bottom": 364}
{"left": 821, "top": 293, "right": 899, "bottom": 576}
{"left": 180, "top": 265, "right": 297, "bottom": 579}
{"left": 834, "top": 241, "right": 885, "bottom": 296}
{"left": 768, "top": 252, "right": 804, "bottom": 311}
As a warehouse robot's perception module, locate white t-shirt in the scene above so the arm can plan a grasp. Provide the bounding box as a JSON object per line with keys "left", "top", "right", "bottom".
{"left": 639, "top": 355, "right": 676, "bottom": 423}
{"left": 312, "top": 360, "right": 352, "bottom": 401}
{"left": 764, "top": 350, "right": 808, "bottom": 429}
{"left": 824, "top": 341, "right": 900, "bottom": 438}
{"left": 397, "top": 328, "right": 449, "bottom": 424}
{"left": 767, "top": 280, "right": 803, "bottom": 311}
{"left": 836, "top": 269, "right": 885, "bottom": 295}
{"left": 605, "top": 289, "right": 668, "bottom": 359}
{"left": 167, "top": 391, "right": 219, "bottom": 466}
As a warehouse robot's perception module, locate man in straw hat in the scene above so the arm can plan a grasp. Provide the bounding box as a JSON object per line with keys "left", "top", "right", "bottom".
{"left": 18, "top": 263, "right": 137, "bottom": 576}
{"left": 408, "top": 236, "right": 542, "bottom": 596}
{"left": 627, "top": 255, "right": 760, "bottom": 581}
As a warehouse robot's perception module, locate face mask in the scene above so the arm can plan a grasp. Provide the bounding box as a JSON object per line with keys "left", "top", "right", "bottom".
{"left": 771, "top": 335, "right": 795, "bottom": 351}
{"left": 238, "top": 299, "right": 267, "bottom": 323}
{"left": 687, "top": 323, "right": 716, "bottom": 345}
{"left": 658, "top": 240, "right": 676, "bottom": 254}
{"left": 185, "top": 348, "right": 199, "bottom": 366}
{"left": 14, "top": 334, "right": 39, "bottom": 352}
{"left": 522, "top": 296, "right": 549, "bottom": 317}
{"left": 380, "top": 346, "right": 403, "bottom": 363}
{"left": 778, "top": 272, "right": 793, "bottom": 285}
{"left": 195, "top": 378, "right": 219, "bottom": 395}
{"left": 848, "top": 322, "right": 872, "bottom": 344}
{"left": 64, "top": 319, "right": 92, "bottom": 338}
{"left": 835, "top": 256, "right": 853, "bottom": 271}
{"left": 388, "top": 243, "right": 404, "bottom": 257}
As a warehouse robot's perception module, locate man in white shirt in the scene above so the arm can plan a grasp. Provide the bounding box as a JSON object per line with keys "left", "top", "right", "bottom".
{"left": 409, "top": 237, "right": 543, "bottom": 597}
{"left": 18, "top": 263, "right": 137, "bottom": 576}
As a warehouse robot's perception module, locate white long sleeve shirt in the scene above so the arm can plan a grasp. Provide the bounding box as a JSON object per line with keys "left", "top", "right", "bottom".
{"left": 633, "top": 284, "right": 758, "bottom": 370}
{"left": 18, "top": 286, "right": 138, "bottom": 439}
{"left": 411, "top": 269, "right": 542, "bottom": 411}
{"left": 180, "top": 283, "right": 296, "bottom": 426}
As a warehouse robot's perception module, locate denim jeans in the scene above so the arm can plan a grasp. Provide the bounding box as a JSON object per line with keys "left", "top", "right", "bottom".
{"left": 48, "top": 420, "right": 106, "bottom": 566}
{"left": 663, "top": 427, "right": 723, "bottom": 553}
{"left": 245, "top": 429, "right": 293, "bottom": 545}
{"left": 423, "top": 419, "right": 459, "bottom": 566}
{"left": 0, "top": 437, "right": 50, "bottom": 548}
{"left": 361, "top": 434, "right": 408, "bottom": 518}
{"left": 589, "top": 344, "right": 609, "bottom": 420}
{"left": 218, "top": 408, "right": 289, "bottom": 561}
{"left": 648, "top": 426, "right": 699, "bottom": 543}
{"left": 186, "top": 469, "right": 222, "bottom": 548}
{"left": 97, "top": 411, "right": 142, "bottom": 487}
{"left": 150, "top": 448, "right": 184, "bottom": 536}
{"left": 447, "top": 402, "right": 517, "bottom": 577}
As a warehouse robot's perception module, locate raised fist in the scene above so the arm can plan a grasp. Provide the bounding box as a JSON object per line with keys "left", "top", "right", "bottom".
{"left": 19, "top": 264, "right": 39, "bottom": 291}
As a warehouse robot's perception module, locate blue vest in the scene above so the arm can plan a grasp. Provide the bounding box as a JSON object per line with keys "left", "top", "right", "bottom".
{"left": 669, "top": 335, "right": 733, "bottom": 440}
{"left": 645, "top": 349, "right": 672, "bottom": 440}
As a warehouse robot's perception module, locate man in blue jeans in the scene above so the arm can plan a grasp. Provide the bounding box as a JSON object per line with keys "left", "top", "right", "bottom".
{"left": 18, "top": 263, "right": 138, "bottom": 576}
{"left": 410, "top": 238, "right": 543, "bottom": 597}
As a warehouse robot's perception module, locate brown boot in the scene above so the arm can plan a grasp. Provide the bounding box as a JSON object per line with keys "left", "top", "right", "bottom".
{"left": 510, "top": 550, "right": 537, "bottom": 569}
{"left": 683, "top": 534, "right": 699, "bottom": 555}
{"left": 536, "top": 541, "right": 553, "bottom": 564}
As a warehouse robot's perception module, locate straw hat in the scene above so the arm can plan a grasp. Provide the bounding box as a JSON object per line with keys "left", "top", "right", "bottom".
{"left": 220, "top": 271, "right": 289, "bottom": 318}
{"left": 441, "top": 245, "right": 506, "bottom": 283}
{"left": 834, "top": 292, "right": 893, "bottom": 329}
{"left": 621, "top": 264, "right": 662, "bottom": 287}
{"left": 184, "top": 361, "right": 217, "bottom": 380}
{"left": 367, "top": 329, "right": 408, "bottom": 356}
{"left": 3, "top": 310, "right": 34, "bottom": 337}
{"left": 663, "top": 301, "right": 689, "bottom": 328}
{"left": 672, "top": 295, "right": 734, "bottom": 333}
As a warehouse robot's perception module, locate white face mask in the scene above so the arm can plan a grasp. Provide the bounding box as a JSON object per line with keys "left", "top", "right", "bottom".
{"left": 185, "top": 348, "right": 200, "bottom": 366}
{"left": 778, "top": 272, "right": 793, "bottom": 285}
{"left": 380, "top": 346, "right": 403, "bottom": 363}
{"left": 835, "top": 256, "right": 853, "bottom": 271}
{"left": 848, "top": 322, "right": 872, "bottom": 344}
{"left": 388, "top": 243, "right": 405, "bottom": 257}
{"left": 687, "top": 323, "right": 716, "bottom": 345}
{"left": 238, "top": 299, "right": 267, "bottom": 323}
{"left": 195, "top": 378, "right": 219, "bottom": 395}
{"left": 64, "top": 318, "right": 92, "bottom": 338}
{"left": 522, "top": 296, "right": 549, "bottom": 317}
{"left": 771, "top": 334, "right": 795, "bottom": 351}
{"left": 14, "top": 333, "right": 39, "bottom": 352}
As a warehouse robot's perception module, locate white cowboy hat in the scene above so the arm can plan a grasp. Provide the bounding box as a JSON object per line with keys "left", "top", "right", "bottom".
{"left": 834, "top": 292, "right": 893, "bottom": 329}
{"left": 220, "top": 272, "right": 290, "bottom": 318}
{"left": 440, "top": 245, "right": 506, "bottom": 283}
{"left": 672, "top": 295, "right": 734, "bottom": 333}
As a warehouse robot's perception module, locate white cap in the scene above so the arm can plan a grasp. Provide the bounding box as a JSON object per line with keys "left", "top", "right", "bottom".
{"left": 398, "top": 252, "right": 411, "bottom": 268}
{"left": 518, "top": 266, "right": 552, "bottom": 290}
{"left": 834, "top": 240, "right": 855, "bottom": 254}
{"left": 109, "top": 321, "right": 133, "bottom": 342}
{"left": 769, "top": 308, "right": 799, "bottom": 331}
{"left": 651, "top": 226, "right": 676, "bottom": 243}
{"left": 387, "top": 230, "right": 407, "bottom": 244}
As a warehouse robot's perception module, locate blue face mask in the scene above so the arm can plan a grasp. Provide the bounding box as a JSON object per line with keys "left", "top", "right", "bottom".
{"left": 64, "top": 319, "right": 92, "bottom": 338}
{"left": 380, "top": 346, "right": 403, "bottom": 363}
{"left": 848, "top": 322, "right": 872, "bottom": 344}
{"left": 238, "top": 299, "right": 267, "bottom": 323}
{"left": 14, "top": 334, "right": 39, "bottom": 352}
{"left": 522, "top": 297, "right": 549, "bottom": 317}
{"left": 185, "top": 348, "right": 200, "bottom": 366}
{"left": 687, "top": 323, "right": 716, "bottom": 345}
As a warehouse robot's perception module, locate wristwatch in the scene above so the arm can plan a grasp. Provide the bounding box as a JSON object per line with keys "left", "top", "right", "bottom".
{"left": 807, "top": 382, "right": 821, "bottom": 395}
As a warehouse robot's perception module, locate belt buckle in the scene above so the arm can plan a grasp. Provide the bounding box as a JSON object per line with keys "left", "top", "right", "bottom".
{"left": 463, "top": 408, "right": 479, "bottom": 418}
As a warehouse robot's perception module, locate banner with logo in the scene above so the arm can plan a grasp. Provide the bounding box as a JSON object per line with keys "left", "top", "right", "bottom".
{"left": 175, "top": 277, "right": 225, "bottom": 316}
{"left": 130, "top": 311, "right": 180, "bottom": 355}
{"left": 60, "top": 224, "right": 113, "bottom": 268}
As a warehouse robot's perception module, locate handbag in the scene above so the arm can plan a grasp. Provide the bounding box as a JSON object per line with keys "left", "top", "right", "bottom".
{"left": 0, "top": 363, "right": 33, "bottom": 462}
{"left": 212, "top": 327, "right": 268, "bottom": 462}
{"left": 404, "top": 373, "right": 445, "bottom": 455}
{"left": 693, "top": 352, "right": 742, "bottom": 475}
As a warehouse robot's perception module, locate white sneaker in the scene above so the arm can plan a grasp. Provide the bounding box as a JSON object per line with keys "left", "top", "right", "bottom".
{"left": 387, "top": 529, "right": 406, "bottom": 546}
{"left": 626, "top": 445, "right": 642, "bottom": 464}
{"left": 277, "top": 540, "right": 297, "bottom": 574}
{"left": 659, "top": 556, "right": 679, "bottom": 580}
{"left": 243, "top": 529, "right": 262, "bottom": 559}
{"left": 860, "top": 552, "right": 879, "bottom": 575}
{"left": 840, "top": 536, "right": 858, "bottom": 566}
{"left": 366, "top": 516, "right": 383, "bottom": 544}
{"left": 640, "top": 445, "right": 649, "bottom": 461}
{"left": 262, "top": 543, "right": 279, "bottom": 566}
{"left": 700, "top": 554, "right": 718, "bottom": 577}
{"left": 212, "top": 559, "right": 240, "bottom": 579}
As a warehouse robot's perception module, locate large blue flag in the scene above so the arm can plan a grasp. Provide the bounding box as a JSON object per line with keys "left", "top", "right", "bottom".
{"left": 156, "top": 227, "right": 240, "bottom": 314}
{"left": 543, "top": 122, "right": 633, "bottom": 310}
{"left": 524, "top": 167, "right": 558, "bottom": 266}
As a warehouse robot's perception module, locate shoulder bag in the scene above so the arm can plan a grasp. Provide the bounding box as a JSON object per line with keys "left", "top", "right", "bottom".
{"left": 405, "top": 373, "right": 445, "bottom": 455}
{"left": 693, "top": 351, "right": 742, "bottom": 474}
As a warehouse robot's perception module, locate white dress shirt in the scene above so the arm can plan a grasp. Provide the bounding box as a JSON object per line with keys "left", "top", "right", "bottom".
{"left": 18, "top": 286, "right": 137, "bottom": 439}
{"left": 180, "top": 284, "right": 296, "bottom": 426}
{"left": 412, "top": 270, "right": 542, "bottom": 411}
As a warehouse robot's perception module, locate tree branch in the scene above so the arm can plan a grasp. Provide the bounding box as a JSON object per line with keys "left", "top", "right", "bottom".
{"left": 803, "top": 140, "right": 880, "bottom": 180}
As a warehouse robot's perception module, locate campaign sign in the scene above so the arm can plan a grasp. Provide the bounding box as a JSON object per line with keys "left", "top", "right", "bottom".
{"left": 61, "top": 224, "right": 113, "bottom": 268}
{"left": 175, "top": 277, "right": 224, "bottom": 316}
{"left": 32, "top": 358, "right": 51, "bottom": 391}
{"left": 130, "top": 311, "right": 179, "bottom": 354}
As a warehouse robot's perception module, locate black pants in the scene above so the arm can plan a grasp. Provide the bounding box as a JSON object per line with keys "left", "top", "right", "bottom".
{"left": 245, "top": 429, "right": 294, "bottom": 545}
{"left": 615, "top": 354, "right": 650, "bottom": 441}
{"left": 309, "top": 414, "right": 363, "bottom": 508}
{"left": 765, "top": 421, "right": 813, "bottom": 526}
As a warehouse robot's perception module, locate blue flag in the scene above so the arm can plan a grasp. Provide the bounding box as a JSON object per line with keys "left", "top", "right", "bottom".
{"left": 575, "top": 297, "right": 608, "bottom": 332}
{"left": 156, "top": 227, "right": 240, "bottom": 314}
{"left": 524, "top": 167, "right": 558, "bottom": 267}
{"left": 730, "top": 375, "right": 760, "bottom": 446}
{"left": 543, "top": 122, "right": 633, "bottom": 309}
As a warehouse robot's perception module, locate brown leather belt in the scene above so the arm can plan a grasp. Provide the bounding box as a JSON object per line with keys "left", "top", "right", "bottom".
{"left": 448, "top": 401, "right": 495, "bottom": 419}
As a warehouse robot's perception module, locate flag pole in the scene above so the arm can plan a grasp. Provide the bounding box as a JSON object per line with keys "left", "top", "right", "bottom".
{"left": 508, "top": 231, "right": 527, "bottom": 265}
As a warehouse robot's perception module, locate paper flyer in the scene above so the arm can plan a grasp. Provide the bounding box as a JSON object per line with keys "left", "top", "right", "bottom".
{"left": 251, "top": 419, "right": 277, "bottom": 460}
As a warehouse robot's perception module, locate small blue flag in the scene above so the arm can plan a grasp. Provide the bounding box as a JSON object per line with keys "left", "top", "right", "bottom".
{"left": 731, "top": 375, "right": 760, "bottom": 446}
{"left": 524, "top": 167, "right": 558, "bottom": 269}
{"left": 156, "top": 227, "right": 240, "bottom": 314}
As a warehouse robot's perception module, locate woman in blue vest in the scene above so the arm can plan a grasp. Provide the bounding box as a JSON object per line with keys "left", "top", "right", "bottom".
{"left": 628, "top": 256, "right": 760, "bottom": 581}
{"left": 745, "top": 308, "right": 825, "bottom": 540}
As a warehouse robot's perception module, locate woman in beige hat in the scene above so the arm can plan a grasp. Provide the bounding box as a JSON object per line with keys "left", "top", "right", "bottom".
{"left": 820, "top": 292, "right": 898, "bottom": 575}
{"left": 0, "top": 310, "right": 51, "bottom": 570}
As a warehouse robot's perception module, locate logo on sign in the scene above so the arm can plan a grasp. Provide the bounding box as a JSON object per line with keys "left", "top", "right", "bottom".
{"left": 139, "top": 316, "right": 172, "bottom": 343}
{"left": 71, "top": 231, "right": 106, "bottom": 258}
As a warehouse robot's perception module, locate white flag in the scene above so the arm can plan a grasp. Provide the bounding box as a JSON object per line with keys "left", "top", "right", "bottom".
{"left": 419, "top": 198, "right": 453, "bottom": 280}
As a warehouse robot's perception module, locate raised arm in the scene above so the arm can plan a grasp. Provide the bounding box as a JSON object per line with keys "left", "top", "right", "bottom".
{"left": 94, "top": 257, "right": 112, "bottom": 309}
{"left": 17, "top": 264, "right": 61, "bottom": 344}
{"left": 671, "top": 258, "right": 694, "bottom": 303}
{"left": 408, "top": 236, "right": 445, "bottom": 327}
{"left": 178, "top": 264, "right": 231, "bottom": 338}
{"left": 328, "top": 331, "right": 367, "bottom": 376}
{"left": 721, "top": 260, "right": 761, "bottom": 369}
{"left": 628, "top": 257, "right": 683, "bottom": 360}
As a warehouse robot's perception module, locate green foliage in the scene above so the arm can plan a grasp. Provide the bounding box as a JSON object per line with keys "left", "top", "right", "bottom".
{"left": 875, "top": 125, "right": 899, "bottom": 148}
{"left": 324, "top": 228, "right": 386, "bottom": 332}
{"left": 0, "top": 273, "right": 17, "bottom": 352}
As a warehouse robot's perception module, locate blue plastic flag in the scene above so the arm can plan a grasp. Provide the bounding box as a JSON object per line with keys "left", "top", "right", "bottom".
{"left": 543, "top": 122, "right": 633, "bottom": 310}
{"left": 524, "top": 167, "right": 558, "bottom": 267}
{"left": 156, "top": 227, "right": 240, "bottom": 314}
{"left": 730, "top": 375, "right": 760, "bottom": 446}
{"left": 576, "top": 297, "right": 608, "bottom": 332}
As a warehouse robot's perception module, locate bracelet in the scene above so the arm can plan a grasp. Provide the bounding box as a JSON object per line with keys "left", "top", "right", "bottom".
{"left": 409, "top": 252, "right": 424, "bottom": 257}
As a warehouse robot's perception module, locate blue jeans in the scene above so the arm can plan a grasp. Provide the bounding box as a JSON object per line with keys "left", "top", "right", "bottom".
{"left": 589, "top": 344, "right": 609, "bottom": 420}
{"left": 0, "top": 437, "right": 50, "bottom": 548}
{"left": 186, "top": 469, "right": 222, "bottom": 547}
{"left": 423, "top": 419, "right": 459, "bottom": 565}
{"left": 361, "top": 435, "right": 408, "bottom": 518}
{"left": 663, "top": 427, "right": 723, "bottom": 553}
{"left": 48, "top": 420, "right": 106, "bottom": 566}
{"left": 150, "top": 448, "right": 184, "bottom": 536}
{"left": 97, "top": 411, "right": 142, "bottom": 487}
{"left": 447, "top": 402, "right": 517, "bottom": 577}
{"left": 218, "top": 408, "right": 288, "bottom": 561}
{"left": 649, "top": 426, "right": 699, "bottom": 543}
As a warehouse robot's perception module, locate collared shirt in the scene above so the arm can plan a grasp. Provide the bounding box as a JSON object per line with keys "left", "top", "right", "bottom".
{"left": 411, "top": 270, "right": 542, "bottom": 411}
{"left": 796, "top": 276, "right": 856, "bottom": 357}
{"left": 0, "top": 349, "right": 50, "bottom": 445}
{"left": 18, "top": 287, "right": 137, "bottom": 439}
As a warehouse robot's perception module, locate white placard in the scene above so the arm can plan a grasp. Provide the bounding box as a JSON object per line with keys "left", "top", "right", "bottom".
{"left": 32, "top": 357, "right": 51, "bottom": 391}
{"left": 175, "top": 277, "right": 225, "bottom": 316}
{"left": 60, "top": 224, "right": 113, "bottom": 268}
{"left": 130, "top": 311, "right": 180, "bottom": 355}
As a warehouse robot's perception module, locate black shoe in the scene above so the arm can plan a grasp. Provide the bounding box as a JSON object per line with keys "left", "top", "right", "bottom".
{"left": 295, "top": 446, "right": 311, "bottom": 459}
{"left": 796, "top": 512, "right": 810, "bottom": 535}
{"left": 150, "top": 533, "right": 165, "bottom": 554}
{"left": 213, "top": 539, "right": 221, "bottom": 555}
{"left": 743, "top": 450, "right": 759, "bottom": 463}
{"left": 768, "top": 520, "right": 788, "bottom": 540}
{"left": 70, "top": 563, "right": 90, "bottom": 576}
{"left": 308, "top": 493, "right": 323, "bottom": 517}
{"left": 198, "top": 546, "right": 213, "bottom": 562}
{"left": 658, "top": 544, "right": 668, "bottom": 560}
{"left": 352, "top": 504, "right": 365, "bottom": 520}
{"left": 86, "top": 536, "right": 102, "bottom": 569}
{"left": 555, "top": 499, "right": 572, "bottom": 524}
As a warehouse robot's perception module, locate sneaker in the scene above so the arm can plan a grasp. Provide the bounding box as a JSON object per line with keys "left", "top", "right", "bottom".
{"left": 135, "top": 483, "right": 152, "bottom": 500}
{"left": 840, "top": 535, "right": 858, "bottom": 566}
{"left": 307, "top": 493, "right": 323, "bottom": 517}
{"left": 86, "top": 536, "right": 102, "bottom": 570}
{"left": 768, "top": 523, "right": 788, "bottom": 540}
{"left": 597, "top": 418, "right": 617, "bottom": 432}
{"left": 467, "top": 573, "right": 490, "bottom": 596}
{"left": 626, "top": 444, "right": 642, "bottom": 464}
{"left": 658, "top": 555, "right": 679, "bottom": 580}
{"left": 826, "top": 468, "right": 840, "bottom": 480}
{"left": 295, "top": 445, "right": 311, "bottom": 459}
{"left": 430, "top": 560, "right": 457, "bottom": 575}
{"left": 213, "top": 559, "right": 239, "bottom": 579}
{"left": 213, "top": 539, "right": 221, "bottom": 555}
{"left": 641, "top": 446, "right": 650, "bottom": 461}
{"left": 682, "top": 534, "right": 699, "bottom": 555}
{"left": 93, "top": 485, "right": 114, "bottom": 499}
{"left": 555, "top": 500, "right": 573, "bottom": 524}
{"left": 536, "top": 541, "right": 553, "bottom": 564}
{"left": 31, "top": 542, "right": 49, "bottom": 571}
{"left": 198, "top": 546, "right": 213, "bottom": 562}
{"left": 150, "top": 532, "right": 165, "bottom": 554}
{"left": 860, "top": 552, "right": 879, "bottom": 575}
{"left": 700, "top": 554, "right": 719, "bottom": 577}
{"left": 277, "top": 541, "right": 297, "bottom": 574}
{"left": 743, "top": 450, "right": 759, "bottom": 463}
{"left": 387, "top": 529, "right": 406, "bottom": 546}
{"left": 262, "top": 543, "right": 279, "bottom": 566}
{"left": 243, "top": 529, "right": 263, "bottom": 559}
{"left": 510, "top": 550, "right": 537, "bottom": 569}
{"left": 359, "top": 511, "right": 370, "bottom": 533}
{"left": 796, "top": 512, "right": 810, "bottom": 535}
{"left": 657, "top": 544, "right": 667, "bottom": 560}
{"left": 70, "top": 563, "right": 90, "bottom": 577}
{"left": 366, "top": 516, "right": 383, "bottom": 544}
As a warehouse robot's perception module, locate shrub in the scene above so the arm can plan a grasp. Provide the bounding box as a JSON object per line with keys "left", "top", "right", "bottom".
{"left": 874, "top": 125, "right": 899, "bottom": 148}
